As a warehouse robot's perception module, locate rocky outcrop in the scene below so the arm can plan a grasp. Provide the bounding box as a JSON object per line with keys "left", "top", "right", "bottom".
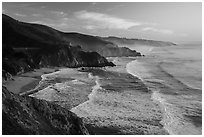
{"left": 38, "top": 45, "right": 115, "bottom": 68}
{"left": 2, "top": 14, "right": 115, "bottom": 79}
{"left": 2, "top": 44, "right": 115, "bottom": 80}
{"left": 2, "top": 86, "right": 89, "bottom": 135}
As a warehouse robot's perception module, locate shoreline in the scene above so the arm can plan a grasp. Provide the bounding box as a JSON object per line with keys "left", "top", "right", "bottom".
{"left": 3, "top": 68, "right": 57, "bottom": 95}
{"left": 70, "top": 57, "right": 168, "bottom": 135}
{"left": 29, "top": 68, "right": 96, "bottom": 110}
{"left": 4, "top": 52, "right": 200, "bottom": 135}
{"left": 126, "top": 48, "right": 202, "bottom": 135}
{"left": 3, "top": 57, "right": 168, "bottom": 135}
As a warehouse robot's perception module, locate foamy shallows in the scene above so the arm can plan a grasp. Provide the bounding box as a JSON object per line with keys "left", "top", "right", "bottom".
{"left": 29, "top": 43, "right": 201, "bottom": 135}
{"left": 125, "top": 44, "right": 202, "bottom": 135}
{"left": 71, "top": 58, "right": 167, "bottom": 135}
{"left": 30, "top": 68, "right": 96, "bottom": 109}
{"left": 126, "top": 60, "right": 152, "bottom": 80}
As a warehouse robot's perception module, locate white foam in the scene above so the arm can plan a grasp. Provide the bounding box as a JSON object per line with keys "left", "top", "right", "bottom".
{"left": 41, "top": 70, "right": 60, "bottom": 81}
{"left": 71, "top": 79, "right": 85, "bottom": 85}
{"left": 71, "top": 75, "right": 102, "bottom": 112}
{"left": 126, "top": 58, "right": 202, "bottom": 135}
{"left": 151, "top": 88, "right": 202, "bottom": 135}
{"left": 88, "top": 73, "right": 94, "bottom": 79}
{"left": 126, "top": 59, "right": 151, "bottom": 81}
{"left": 88, "top": 76, "right": 102, "bottom": 100}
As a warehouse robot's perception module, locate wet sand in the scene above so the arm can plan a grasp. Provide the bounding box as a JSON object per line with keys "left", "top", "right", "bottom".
{"left": 29, "top": 68, "right": 96, "bottom": 109}
{"left": 3, "top": 68, "right": 56, "bottom": 94}
{"left": 11, "top": 57, "right": 168, "bottom": 135}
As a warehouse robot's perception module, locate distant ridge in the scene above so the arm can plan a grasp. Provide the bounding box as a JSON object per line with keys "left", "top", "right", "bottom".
{"left": 2, "top": 14, "right": 141, "bottom": 57}
{"left": 2, "top": 14, "right": 115, "bottom": 80}
{"left": 101, "top": 36, "right": 176, "bottom": 47}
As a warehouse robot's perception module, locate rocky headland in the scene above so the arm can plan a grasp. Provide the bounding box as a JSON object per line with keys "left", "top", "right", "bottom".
{"left": 2, "top": 86, "right": 89, "bottom": 135}
{"left": 2, "top": 14, "right": 173, "bottom": 135}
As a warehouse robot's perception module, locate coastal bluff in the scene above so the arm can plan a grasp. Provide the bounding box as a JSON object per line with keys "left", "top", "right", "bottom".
{"left": 2, "top": 86, "right": 89, "bottom": 135}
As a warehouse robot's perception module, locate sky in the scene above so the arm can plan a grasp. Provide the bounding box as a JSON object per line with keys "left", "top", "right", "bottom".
{"left": 2, "top": 2, "right": 202, "bottom": 43}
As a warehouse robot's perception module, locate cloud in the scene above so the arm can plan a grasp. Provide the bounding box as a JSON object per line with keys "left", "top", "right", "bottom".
{"left": 178, "top": 33, "right": 188, "bottom": 37}
{"left": 51, "top": 11, "right": 67, "bottom": 16}
{"left": 142, "top": 27, "right": 174, "bottom": 35}
{"left": 30, "top": 17, "right": 74, "bottom": 31}
{"left": 14, "top": 13, "right": 26, "bottom": 17}
{"left": 107, "top": 4, "right": 126, "bottom": 11}
{"left": 84, "top": 25, "right": 96, "bottom": 30}
{"left": 75, "top": 10, "right": 141, "bottom": 30}
{"left": 32, "top": 13, "right": 43, "bottom": 17}
{"left": 91, "top": 2, "right": 97, "bottom": 5}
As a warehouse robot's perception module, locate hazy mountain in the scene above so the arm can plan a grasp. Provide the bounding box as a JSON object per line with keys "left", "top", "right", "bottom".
{"left": 3, "top": 14, "right": 141, "bottom": 57}
{"left": 101, "top": 36, "right": 176, "bottom": 47}
{"left": 2, "top": 14, "right": 116, "bottom": 79}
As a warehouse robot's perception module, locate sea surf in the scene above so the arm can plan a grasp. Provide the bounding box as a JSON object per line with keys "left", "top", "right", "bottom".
{"left": 126, "top": 44, "right": 202, "bottom": 135}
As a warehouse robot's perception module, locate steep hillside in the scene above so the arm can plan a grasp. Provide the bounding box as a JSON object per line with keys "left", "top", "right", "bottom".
{"left": 2, "top": 44, "right": 115, "bottom": 80}
{"left": 2, "top": 14, "right": 115, "bottom": 80}
{"left": 2, "top": 14, "right": 141, "bottom": 57}
{"left": 2, "top": 14, "right": 140, "bottom": 56}
{"left": 63, "top": 33, "right": 141, "bottom": 57}
{"left": 2, "top": 14, "right": 66, "bottom": 47}
{"left": 2, "top": 86, "right": 89, "bottom": 135}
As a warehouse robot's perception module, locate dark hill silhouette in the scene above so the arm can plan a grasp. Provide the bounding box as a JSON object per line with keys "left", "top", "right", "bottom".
{"left": 2, "top": 14, "right": 115, "bottom": 80}
{"left": 2, "top": 14, "right": 141, "bottom": 57}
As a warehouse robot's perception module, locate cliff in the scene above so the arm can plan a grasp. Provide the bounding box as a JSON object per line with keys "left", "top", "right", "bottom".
{"left": 2, "top": 44, "right": 114, "bottom": 80}
{"left": 2, "top": 86, "right": 89, "bottom": 135}
{"left": 2, "top": 14, "right": 115, "bottom": 80}
{"left": 2, "top": 14, "right": 141, "bottom": 57}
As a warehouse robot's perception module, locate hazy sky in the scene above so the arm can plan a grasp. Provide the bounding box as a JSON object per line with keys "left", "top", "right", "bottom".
{"left": 2, "top": 2, "right": 202, "bottom": 43}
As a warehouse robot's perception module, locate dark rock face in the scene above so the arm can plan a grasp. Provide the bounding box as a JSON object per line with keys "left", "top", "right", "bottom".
{"left": 38, "top": 45, "right": 115, "bottom": 68}
{"left": 2, "top": 14, "right": 115, "bottom": 79}
{"left": 2, "top": 86, "right": 89, "bottom": 135}
{"left": 2, "top": 44, "right": 115, "bottom": 80}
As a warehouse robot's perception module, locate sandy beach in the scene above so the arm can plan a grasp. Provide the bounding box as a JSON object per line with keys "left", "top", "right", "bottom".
{"left": 3, "top": 44, "right": 201, "bottom": 135}
{"left": 29, "top": 68, "right": 96, "bottom": 109}
{"left": 3, "top": 68, "right": 56, "bottom": 94}
{"left": 3, "top": 46, "right": 166, "bottom": 135}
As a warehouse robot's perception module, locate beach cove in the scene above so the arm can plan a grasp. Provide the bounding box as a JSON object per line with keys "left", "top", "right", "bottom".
{"left": 3, "top": 55, "right": 168, "bottom": 135}
{"left": 3, "top": 44, "right": 202, "bottom": 135}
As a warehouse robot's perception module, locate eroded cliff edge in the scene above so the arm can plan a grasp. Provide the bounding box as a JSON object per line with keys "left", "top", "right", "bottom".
{"left": 2, "top": 86, "right": 89, "bottom": 135}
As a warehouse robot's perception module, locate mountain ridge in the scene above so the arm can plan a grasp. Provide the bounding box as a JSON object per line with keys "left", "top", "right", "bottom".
{"left": 2, "top": 14, "right": 116, "bottom": 80}
{"left": 2, "top": 14, "right": 141, "bottom": 57}
{"left": 101, "top": 36, "right": 176, "bottom": 47}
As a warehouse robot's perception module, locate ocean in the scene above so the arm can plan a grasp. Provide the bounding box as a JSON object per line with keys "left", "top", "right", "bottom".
{"left": 30, "top": 44, "right": 202, "bottom": 135}
{"left": 127, "top": 44, "right": 202, "bottom": 134}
